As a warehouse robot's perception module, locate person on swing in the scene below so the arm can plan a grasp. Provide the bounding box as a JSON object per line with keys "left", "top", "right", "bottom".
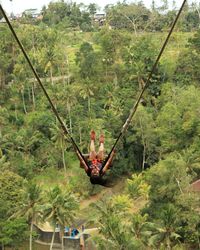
{"left": 76, "top": 130, "right": 115, "bottom": 185}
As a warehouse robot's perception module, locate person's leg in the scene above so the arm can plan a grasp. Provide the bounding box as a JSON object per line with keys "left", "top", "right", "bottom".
{"left": 89, "top": 130, "right": 96, "bottom": 160}
{"left": 97, "top": 134, "right": 104, "bottom": 161}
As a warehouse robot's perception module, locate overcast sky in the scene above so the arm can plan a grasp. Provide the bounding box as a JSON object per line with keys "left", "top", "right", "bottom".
{"left": 0, "top": 0, "right": 196, "bottom": 15}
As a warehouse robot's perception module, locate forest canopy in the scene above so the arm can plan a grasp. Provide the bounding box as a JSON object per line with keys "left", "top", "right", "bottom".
{"left": 0, "top": 0, "right": 200, "bottom": 249}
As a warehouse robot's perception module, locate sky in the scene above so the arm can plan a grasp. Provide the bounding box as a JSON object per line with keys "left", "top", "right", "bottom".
{"left": 0, "top": 0, "right": 195, "bottom": 15}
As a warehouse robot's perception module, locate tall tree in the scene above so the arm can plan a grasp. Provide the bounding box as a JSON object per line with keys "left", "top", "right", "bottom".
{"left": 87, "top": 3, "right": 99, "bottom": 16}
{"left": 12, "top": 182, "right": 42, "bottom": 250}
{"left": 43, "top": 186, "right": 78, "bottom": 250}
{"left": 50, "top": 123, "right": 68, "bottom": 173}
{"left": 75, "top": 42, "right": 99, "bottom": 79}
{"left": 133, "top": 105, "right": 157, "bottom": 169}
{"left": 149, "top": 204, "right": 181, "bottom": 249}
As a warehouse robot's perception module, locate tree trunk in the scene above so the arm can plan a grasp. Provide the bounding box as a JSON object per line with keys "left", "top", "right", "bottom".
{"left": 139, "top": 118, "right": 146, "bottom": 170}
{"left": 65, "top": 54, "right": 70, "bottom": 85}
{"left": 32, "top": 83, "right": 36, "bottom": 110}
{"left": 14, "top": 104, "right": 18, "bottom": 121}
{"left": 27, "top": 85, "right": 31, "bottom": 102}
{"left": 175, "top": 177, "right": 183, "bottom": 194}
{"left": 30, "top": 221, "right": 33, "bottom": 250}
{"left": 59, "top": 226, "right": 64, "bottom": 245}
{"left": 21, "top": 90, "right": 27, "bottom": 114}
{"left": 142, "top": 144, "right": 146, "bottom": 171}
{"left": 88, "top": 96, "right": 91, "bottom": 116}
{"left": 79, "top": 126, "right": 82, "bottom": 150}
{"left": 61, "top": 236, "right": 64, "bottom": 250}
{"left": 80, "top": 234, "right": 85, "bottom": 250}
{"left": 50, "top": 66, "right": 54, "bottom": 86}
{"left": 121, "top": 13, "right": 138, "bottom": 36}
{"left": 62, "top": 142, "right": 67, "bottom": 173}
{"left": 50, "top": 227, "right": 56, "bottom": 250}
{"left": 67, "top": 103, "right": 72, "bottom": 134}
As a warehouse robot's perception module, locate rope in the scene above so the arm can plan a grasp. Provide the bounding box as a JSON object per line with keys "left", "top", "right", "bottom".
{"left": 101, "top": 0, "right": 187, "bottom": 172}
{"left": 0, "top": 4, "right": 88, "bottom": 166}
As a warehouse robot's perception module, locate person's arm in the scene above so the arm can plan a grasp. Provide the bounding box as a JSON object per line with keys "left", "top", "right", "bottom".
{"left": 101, "top": 150, "right": 115, "bottom": 174}
{"left": 76, "top": 150, "right": 89, "bottom": 173}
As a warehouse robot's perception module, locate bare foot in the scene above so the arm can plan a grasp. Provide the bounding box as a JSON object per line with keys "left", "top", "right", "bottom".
{"left": 99, "top": 134, "right": 104, "bottom": 144}
{"left": 90, "top": 130, "right": 96, "bottom": 141}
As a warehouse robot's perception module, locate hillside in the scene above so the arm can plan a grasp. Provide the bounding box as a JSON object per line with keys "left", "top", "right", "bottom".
{"left": 1, "top": 1, "right": 200, "bottom": 249}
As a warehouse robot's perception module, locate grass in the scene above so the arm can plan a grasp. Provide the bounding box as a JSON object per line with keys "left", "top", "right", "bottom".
{"left": 33, "top": 167, "right": 66, "bottom": 190}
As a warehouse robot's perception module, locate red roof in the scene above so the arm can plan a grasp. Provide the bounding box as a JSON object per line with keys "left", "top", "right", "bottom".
{"left": 191, "top": 179, "right": 200, "bottom": 192}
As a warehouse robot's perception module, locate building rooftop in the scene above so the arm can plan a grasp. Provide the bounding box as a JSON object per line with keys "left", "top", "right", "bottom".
{"left": 191, "top": 179, "right": 200, "bottom": 192}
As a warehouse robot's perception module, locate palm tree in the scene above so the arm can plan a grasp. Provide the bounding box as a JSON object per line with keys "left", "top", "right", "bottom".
{"left": 42, "top": 186, "right": 78, "bottom": 250}
{"left": 92, "top": 200, "right": 135, "bottom": 250}
{"left": 11, "top": 182, "right": 42, "bottom": 250}
{"left": 130, "top": 213, "right": 154, "bottom": 246}
{"left": 79, "top": 79, "right": 96, "bottom": 115}
{"left": 149, "top": 204, "right": 181, "bottom": 249}
{"left": 50, "top": 123, "right": 68, "bottom": 173}
{"left": 19, "top": 83, "right": 27, "bottom": 114}
{"left": 58, "top": 85, "right": 77, "bottom": 133}
{"left": 176, "top": 149, "right": 200, "bottom": 175}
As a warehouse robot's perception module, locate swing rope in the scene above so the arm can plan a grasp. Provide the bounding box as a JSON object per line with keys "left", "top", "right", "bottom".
{"left": 101, "top": 0, "right": 187, "bottom": 172}
{"left": 0, "top": 0, "right": 187, "bottom": 174}
{"left": 0, "top": 4, "right": 88, "bottom": 168}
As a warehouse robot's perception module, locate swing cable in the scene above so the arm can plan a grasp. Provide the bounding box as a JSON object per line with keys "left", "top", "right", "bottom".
{"left": 101, "top": 0, "right": 187, "bottom": 173}
{"left": 0, "top": 4, "right": 88, "bottom": 168}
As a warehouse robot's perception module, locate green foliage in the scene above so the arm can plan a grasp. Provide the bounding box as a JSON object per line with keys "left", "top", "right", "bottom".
{"left": 145, "top": 155, "right": 191, "bottom": 208}
{"left": 0, "top": 171, "right": 29, "bottom": 248}
{"left": 42, "top": 185, "right": 79, "bottom": 229}
{"left": 42, "top": 1, "right": 92, "bottom": 30}
{"left": 1, "top": 7, "right": 200, "bottom": 249}
{"left": 123, "top": 35, "right": 164, "bottom": 97}
{"left": 157, "top": 84, "right": 200, "bottom": 154}
{"left": 92, "top": 200, "right": 139, "bottom": 250}
{"left": 105, "top": 2, "right": 151, "bottom": 32}
{"left": 152, "top": 204, "right": 181, "bottom": 248}
{"left": 132, "top": 105, "right": 158, "bottom": 167}
{"left": 127, "top": 173, "right": 150, "bottom": 199}
{"left": 25, "top": 111, "right": 54, "bottom": 137}
{"left": 175, "top": 30, "right": 200, "bottom": 85}
{"left": 75, "top": 42, "right": 99, "bottom": 79}
{"left": 15, "top": 182, "right": 42, "bottom": 222}
{"left": 92, "top": 199, "right": 154, "bottom": 249}
{"left": 0, "top": 218, "right": 29, "bottom": 248}
{"left": 0, "top": 170, "right": 24, "bottom": 217}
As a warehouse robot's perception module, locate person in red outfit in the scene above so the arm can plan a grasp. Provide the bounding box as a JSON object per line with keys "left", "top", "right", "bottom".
{"left": 77, "top": 130, "right": 115, "bottom": 185}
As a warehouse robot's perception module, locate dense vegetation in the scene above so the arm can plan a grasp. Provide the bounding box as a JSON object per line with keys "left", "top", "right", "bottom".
{"left": 0, "top": 0, "right": 200, "bottom": 249}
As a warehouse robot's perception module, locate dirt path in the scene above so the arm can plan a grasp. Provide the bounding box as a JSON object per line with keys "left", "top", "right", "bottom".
{"left": 80, "top": 177, "right": 127, "bottom": 210}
